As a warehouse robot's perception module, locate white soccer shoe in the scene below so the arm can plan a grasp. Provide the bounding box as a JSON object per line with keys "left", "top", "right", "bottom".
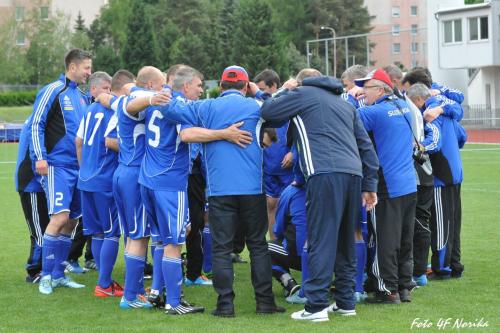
{"left": 327, "top": 302, "right": 356, "bottom": 316}
{"left": 291, "top": 308, "right": 329, "bottom": 322}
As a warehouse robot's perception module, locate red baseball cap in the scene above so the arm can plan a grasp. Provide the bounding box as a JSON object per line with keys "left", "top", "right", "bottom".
{"left": 221, "top": 65, "right": 249, "bottom": 82}
{"left": 354, "top": 69, "right": 394, "bottom": 89}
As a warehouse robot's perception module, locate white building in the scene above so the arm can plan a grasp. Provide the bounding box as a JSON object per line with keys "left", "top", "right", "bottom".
{"left": 435, "top": 0, "right": 500, "bottom": 109}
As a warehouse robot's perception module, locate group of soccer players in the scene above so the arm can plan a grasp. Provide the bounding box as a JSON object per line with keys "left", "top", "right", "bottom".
{"left": 16, "top": 47, "right": 465, "bottom": 321}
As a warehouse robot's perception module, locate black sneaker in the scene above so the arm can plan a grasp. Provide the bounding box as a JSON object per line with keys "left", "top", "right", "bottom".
{"left": 284, "top": 278, "right": 300, "bottom": 297}
{"left": 211, "top": 308, "right": 235, "bottom": 318}
{"left": 451, "top": 270, "right": 463, "bottom": 279}
{"left": 399, "top": 289, "right": 412, "bottom": 302}
{"left": 147, "top": 293, "right": 165, "bottom": 309}
{"left": 165, "top": 303, "right": 205, "bottom": 315}
{"left": 366, "top": 291, "right": 401, "bottom": 304}
{"left": 256, "top": 303, "right": 286, "bottom": 314}
{"left": 428, "top": 271, "right": 451, "bottom": 280}
{"left": 26, "top": 273, "right": 41, "bottom": 284}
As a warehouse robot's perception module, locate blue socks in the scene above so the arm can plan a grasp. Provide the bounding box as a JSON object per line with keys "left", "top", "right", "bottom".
{"left": 124, "top": 253, "right": 145, "bottom": 301}
{"left": 91, "top": 236, "right": 104, "bottom": 271}
{"left": 97, "top": 237, "right": 119, "bottom": 288}
{"left": 162, "top": 256, "right": 182, "bottom": 307}
{"left": 355, "top": 241, "right": 367, "bottom": 293}
{"left": 151, "top": 244, "right": 164, "bottom": 293}
{"left": 52, "top": 234, "right": 72, "bottom": 279}
{"left": 41, "top": 233, "right": 59, "bottom": 277}
{"left": 300, "top": 245, "right": 309, "bottom": 298}
{"left": 202, "top": 226, "right": 212, "bottom": 273}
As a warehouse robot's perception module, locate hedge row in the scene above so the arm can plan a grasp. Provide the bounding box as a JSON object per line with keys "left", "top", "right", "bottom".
{"left": 0, "top": 91, "right": 38, "bottom": 107}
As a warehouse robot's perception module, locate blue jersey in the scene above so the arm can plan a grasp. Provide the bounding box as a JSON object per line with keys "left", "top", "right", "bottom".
{"left": 432, "top": 82, "right": 464, "bottom": 105}
{"left": 77, "top": 102, "right": 118, "bottom": 192}
{"left": 421, "top": 96, "right": 463, "bottom": 187}
{"left": 15, "top": 117, "right": 43, "bottom": 193}
{"left": 29, "top": 74, "right": 89, "bottom": 168}
{"left": 273, "top": 183, "right": 307, "bottom": 255}
{"left": 341, "top": 92, "right": 366, "bottom": 109}
{"left": 111, "top": 89, "right": 147, "bottom": 167}
{"left": 358, "top": 95, "right": 417, "bottom": 198}
{"left": 161, "top": 89, "right": 264, "bottom": 196}
{"left": 139, "top": 93, "right": 190, "bottom": 191}
{"left": 263, "top": 122, "right": 292, "bottom": 175}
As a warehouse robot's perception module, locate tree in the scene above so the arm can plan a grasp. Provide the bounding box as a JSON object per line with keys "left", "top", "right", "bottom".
{"left": 92, "top": 45, "right": 121, "bottom": 74}
{"left": 231, "top": 0, "right": 285, "bottom": 78}
{"left": 121, "top": 0, "right": 160, "bottom": 74}
{"left": 99, "top": 0, "right": 133, "bottom": 52}
{"left": 169, "top": 29, "right": 210, "bottom": 74}
{"left": 0, "top": 17, "right": 30, "bottom": 84}
{"left": 71, "top": 11, "right": 91, "bottom": 50}
{"left": 25, "top": 10, "right": 72, "bottom": 84}
{"left": 87, "top": 18, "right": 107, "bottom": 53}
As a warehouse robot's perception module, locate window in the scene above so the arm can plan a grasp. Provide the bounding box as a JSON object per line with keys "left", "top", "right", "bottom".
{"left": 15, "top": 6, "right": 24, "bottom": 21}
{"left": 16, "top": 31, "right": 25, "bottom": 45}
{"left": 392, "top": 43, "right": 401, "bottom": 54}
{"left": 392, "top": 6, "right": 400, "bottom": 18}
{"left": 411, "top": 24, "right": 418, "bottom": 35}
{"left": 410, "top": 6, "right": 418, "bottom": 16}
{"left": 392, "top": 24, "right": 400, "bottom": 36}
{"left": 411, "top": 42, "right": 418, "bottom": 53}
{"left": 469, "top": 16, "right": 488, "bottom": 41}
{"left": 443, "top": 19, "right": 462, "bottom": 43}
{"left": 40, "top": 6, "right": 49, "bottom": 20}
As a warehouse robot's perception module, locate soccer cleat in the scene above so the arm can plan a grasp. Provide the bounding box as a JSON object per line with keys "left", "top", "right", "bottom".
{"left": 413, "top": 274, "right": 428, "bottom": 287}
{"left": 354, "top": 291, "right": 368, "bottom": 303}
{"left": 94, "top": 281, "right": 123, "bottom": 297}
{"left": 143, "top": 262, "right": 153, "bottom": 280}
{"left": 286, "top": 291, "right": 307, "bottom": 304}
{"left": 119, "top": 296, "right": 153, "bottom": 310}
{"left": 85, "top": 259, "right": 97, "bottom": 270}
{"left": 147, "top": 292, "right": 165, "bottom": 309}
{"left": 26, "top": 272, "right": 41, "bottom": 284}
{"left": 327, "top": 303, "right": 356, "bottom": 316}
{"left": 39, "top": 275, "right": 53, "bottom": 295}
{"left": 184, "top": 275, "right": 213, "bottom": 286}
{"left": 291, "top": 308, "right": 329, "bottom": 322}
{"left": 64, "top": 260, "right": 86, "bottom": 274}
{"left": 51, "top": 276, "right": 85, "bottom": 289}
{"left": 202, "top": 271, "right": 213, "bottom": 279}
{"left": 165, "top": 303, "right": 205, "bottom": 315}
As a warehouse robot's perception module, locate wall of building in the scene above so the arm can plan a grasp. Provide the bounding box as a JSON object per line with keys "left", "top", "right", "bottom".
{"left": 51, "top": 0, "right": 107, "bottom": 29}
{"left": 426, "top": 0, "right": 469, "bottom": 104}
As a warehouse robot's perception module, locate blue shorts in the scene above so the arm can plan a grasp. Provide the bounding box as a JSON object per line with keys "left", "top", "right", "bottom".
{"left": 140, "top": 186, "right": 188, "bottom": 246}
{"left": 81, "top": 190, "right": 120, "bottom": 237}
{"left": 41, "top": 166, "right": 81, "bottom": 219}
{"left": 264, "top": 172, "right": 294, "bottom": 198}
{"left": 113, "top": 165, "right": 150, "bottom": 240}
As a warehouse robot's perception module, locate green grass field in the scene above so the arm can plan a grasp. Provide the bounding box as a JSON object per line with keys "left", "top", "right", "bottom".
{"left": 0, "top": 106, "right": 32, "bottom": 123}
{"left": 0, "top": 143, "right": 499, "bottom": 333}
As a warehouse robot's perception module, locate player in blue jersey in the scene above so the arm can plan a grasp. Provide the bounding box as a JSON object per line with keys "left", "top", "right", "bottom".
{"left": 268, "top": 161, "right": 308, "bottom": 304}
{"left": 406, "top": 84, "right": 465, "bottom": 280}
{"left": 29, "top": 49, "right": 91, "bottom": 295}
{"left": 254, "top": 69, "right": 294, "bottom": 240}
{"left": 15, "top": 117, "right": 50, "bottom": 283}
{"left": 157, "top": 65, "right": 285, "bottom": 317}
{"left": 126, "top": 66, "right": 255, "bottom": 315}
{"left": 76, "top": 71, "right": 124, "bottom": 299}
{"left": 355, "top": 69, "right": 417, "bottom": 304}
{"left": 340, "top": 65, "right": 368, "bottom": 109}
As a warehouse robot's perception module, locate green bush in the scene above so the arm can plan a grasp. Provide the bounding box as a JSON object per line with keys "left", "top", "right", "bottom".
{"left": 0, "top": 91, "right": 38, "bottom": 106}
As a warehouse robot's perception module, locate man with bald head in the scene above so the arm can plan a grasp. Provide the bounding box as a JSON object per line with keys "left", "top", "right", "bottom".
{"left": 126, "top": 65, "right": 254, "bottom": 315}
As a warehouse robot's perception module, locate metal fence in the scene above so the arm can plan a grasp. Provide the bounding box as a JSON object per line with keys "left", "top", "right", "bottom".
{"left": 461, "top": 105, "right": 500, "bottom": 129}
{"left": 0, "top": 84, "right": 41, "bottom": 92}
